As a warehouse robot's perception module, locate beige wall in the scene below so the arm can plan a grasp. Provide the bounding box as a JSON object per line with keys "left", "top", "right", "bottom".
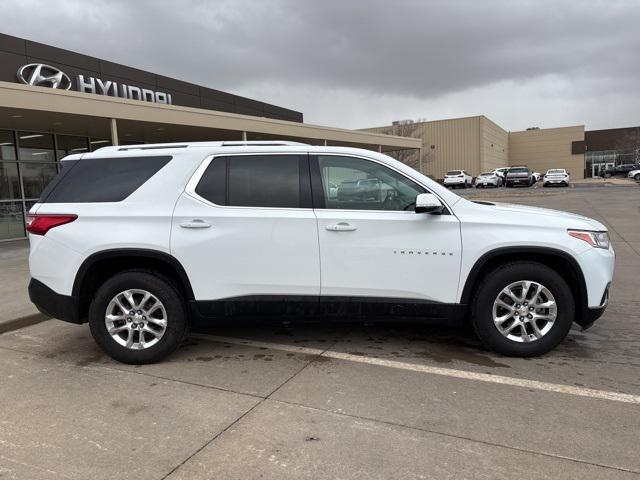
{"left": 363, "top": 117, "right": 585, "bottom": 181}
{"left": 508, "top": 126, "right": 585, "bottom": 180}
{"left": 480, "top": 116, "right": 509, "bottom": 173}
{"left": 364, "top": 116, "right": 483, "bottom": 179}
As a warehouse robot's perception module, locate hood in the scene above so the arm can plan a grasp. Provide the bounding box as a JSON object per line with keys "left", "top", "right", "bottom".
{"left": 485, "top": 202, "right": 607, "bottom": 231}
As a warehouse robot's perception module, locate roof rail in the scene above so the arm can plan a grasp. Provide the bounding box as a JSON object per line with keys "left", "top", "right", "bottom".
{"left": 220, "top": 141, "right": 309, "bottom": 146}
{"left": 117, "top": 145, "right": 189, "bottom": 151}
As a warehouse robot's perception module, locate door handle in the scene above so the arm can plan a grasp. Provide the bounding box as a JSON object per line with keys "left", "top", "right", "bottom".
{"left": 325, "top": 222, "right": 357, "bottom": 232}
{"left": 180, "top": 219, "right": 211, "bottom": 229}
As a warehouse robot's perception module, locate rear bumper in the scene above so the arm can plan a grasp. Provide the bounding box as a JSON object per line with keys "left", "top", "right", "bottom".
{"left": 28, "top": 278, "right": 82, "bottom": 324}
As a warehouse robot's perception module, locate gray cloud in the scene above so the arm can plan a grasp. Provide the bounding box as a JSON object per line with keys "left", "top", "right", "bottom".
{"left": 3, "top": 0, "right": 640, "bottom": 130}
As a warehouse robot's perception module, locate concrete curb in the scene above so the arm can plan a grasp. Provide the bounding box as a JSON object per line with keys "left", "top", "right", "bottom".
{"left": 0, "top": 313, "right": 49, "bottom": 335}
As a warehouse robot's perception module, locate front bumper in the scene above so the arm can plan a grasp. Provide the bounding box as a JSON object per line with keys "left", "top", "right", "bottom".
{"left": 28, "top": 278, "right": 82, "bottom": 324}
{"left": 577, "top": 284, "right": 610, "bottom": 329}
{"left": 506, "top": 177, "right": 530, "bottom": 185}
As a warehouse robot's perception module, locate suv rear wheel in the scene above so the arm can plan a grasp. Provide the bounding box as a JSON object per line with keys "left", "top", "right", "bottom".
{"left": 471, "top": 261, "right": 574, "bottom": 357}
{"left": 89, "top": 270, "right": 188, "bottom": 364}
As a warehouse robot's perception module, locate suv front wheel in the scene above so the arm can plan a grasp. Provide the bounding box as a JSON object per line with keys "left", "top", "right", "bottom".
{"left": 89, "top": 270, "right": 188, "bottom": 364}
{"left": 471, "top": 261, "right": 574, "bottom": 357}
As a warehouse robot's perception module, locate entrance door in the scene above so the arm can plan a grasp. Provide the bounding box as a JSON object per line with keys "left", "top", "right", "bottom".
{"left": 312, "top": 154, "right": 462, "bottom": 304}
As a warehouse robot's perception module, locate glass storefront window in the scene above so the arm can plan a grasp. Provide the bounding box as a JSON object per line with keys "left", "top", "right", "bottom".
{"left": 24, "top": 199, "right": 39, "bottom": 215}
{"left": 0, "top": 200, "right": 25, "bottom": 240}
{"left": 20, "top": 162, "right": 58, "bottom": 199}
{"left": 57, "top": 135, "right": 89, "bottom": 158}
{"left": 89, "top": 138, "right": 112, "bottom": 151}
{"left": 0, "top": 162, "right": 21, "bottom": 200}
{"left": 0, "top": 130, "right": 16, "bottom": 161}
{"left": 18, "top": 132, "right": 56, "bottom": 162}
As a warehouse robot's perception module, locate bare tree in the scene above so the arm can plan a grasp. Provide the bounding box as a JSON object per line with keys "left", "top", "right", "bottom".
{"left": 382, "top": 120, "right": 435, "bottom": 176}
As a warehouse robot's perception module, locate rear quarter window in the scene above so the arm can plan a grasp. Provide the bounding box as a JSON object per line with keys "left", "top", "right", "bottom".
{"left": 41, "top": 156, "right": 171, "bottom": 203}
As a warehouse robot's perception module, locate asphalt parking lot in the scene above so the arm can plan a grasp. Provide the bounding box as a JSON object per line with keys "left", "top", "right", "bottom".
{"left": 0, "top": 184, "right": 639, "bottom": 479}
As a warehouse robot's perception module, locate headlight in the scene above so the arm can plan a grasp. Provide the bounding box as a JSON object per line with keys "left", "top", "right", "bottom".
{"left": 568, "top": 230, "right": 610, "bottom": 249}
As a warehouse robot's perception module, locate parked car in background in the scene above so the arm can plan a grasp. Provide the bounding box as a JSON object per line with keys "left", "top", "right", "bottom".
{"left": 543, "top": 169, "right": 570, "bottom": 187}
{"left": 602, "top": 163, "right": 640, "bottom": 177}
{"left": 443, "top": 170, "right": 473, "bottom": 188}
{"left": 532, "top": 172, "right": 542, "bottom": 183}
{"left": 337, "top": 178, "right": 382, "bottom": 202}
{"left": 493, "top": 167, "right": 510, "bottom": 183}
{"left": 475, "top": 171, "right": 502, "bottom": 188}
{"left": 505, "top": 166, "right": 533, "bottom": 187}
{"left": 627, "top": 169, "right": 640, "bottom": 181}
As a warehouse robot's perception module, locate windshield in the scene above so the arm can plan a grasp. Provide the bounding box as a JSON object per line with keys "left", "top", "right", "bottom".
{"left": 479, "top": 172, "right": 493, "bottom": 176}
{"left": 509, "top": 167, "right": 528, "bottom": 173}
{"left": 547, "top": 169, "right": 565, "bottom": 174}
{"left": 446, "top": 171, "right": 461, "bottom": 176}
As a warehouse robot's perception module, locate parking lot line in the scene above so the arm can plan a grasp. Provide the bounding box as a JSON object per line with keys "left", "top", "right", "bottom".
{"left": 191, "top": 333, "right": 640, "bottom": 405}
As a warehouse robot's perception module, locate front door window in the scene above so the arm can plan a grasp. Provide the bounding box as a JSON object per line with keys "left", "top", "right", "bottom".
{"left": 317, "top": 155, "right": 425, "bottom": 211}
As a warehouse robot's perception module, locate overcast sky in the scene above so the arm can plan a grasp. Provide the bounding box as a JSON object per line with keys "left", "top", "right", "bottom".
{"left": 4, "top": 0, "right": 640, "bottom": 131}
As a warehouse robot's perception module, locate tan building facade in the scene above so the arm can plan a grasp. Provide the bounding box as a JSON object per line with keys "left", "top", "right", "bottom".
{"left": 363, "top": 116, "right": 585, "bottom": 180}
{"left": 509, "top": 126, "right": 585, "bottom": 180}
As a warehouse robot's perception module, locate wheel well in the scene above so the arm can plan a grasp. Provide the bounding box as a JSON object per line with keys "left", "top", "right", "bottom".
{"left": 74, "top": 251, "right": 194, "bottom": 322}
{"left": 461, "top": 249, "right": 587, "bottom": 318}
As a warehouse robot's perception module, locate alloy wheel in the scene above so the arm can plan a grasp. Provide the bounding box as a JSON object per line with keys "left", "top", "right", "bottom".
{"left": 105, "top": 289, "right": 167, "bottom": 350}
{"left": 492, "top": 280, "right": 557, "bottom": 343}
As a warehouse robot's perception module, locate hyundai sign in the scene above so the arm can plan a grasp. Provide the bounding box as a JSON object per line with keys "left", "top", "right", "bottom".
{"left": 17, "top": 63, "right": 173, "bottom": 105}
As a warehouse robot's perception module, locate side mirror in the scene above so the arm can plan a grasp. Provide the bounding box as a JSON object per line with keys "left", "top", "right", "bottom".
{"left": 415, "top": 193, "right": 444, "bottom": 214}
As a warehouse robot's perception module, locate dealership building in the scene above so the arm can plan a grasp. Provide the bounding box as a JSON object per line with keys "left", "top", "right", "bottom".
{"left": 0, "top": 32, "right": 421, "bottom": 241}
{"left": 364, "top": 117, "right": 640, "bottom": 181}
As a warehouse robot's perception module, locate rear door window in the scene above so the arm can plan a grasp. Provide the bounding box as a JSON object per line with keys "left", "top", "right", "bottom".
{"left": 194, "top": 154, "right": 311, "bottom": 208}
{"left": 41, "top": 156, "right": 171, "bottom": 203}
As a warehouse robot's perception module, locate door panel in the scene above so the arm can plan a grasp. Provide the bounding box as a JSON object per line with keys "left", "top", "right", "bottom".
{"left": 316, "top": 210, "right": 461, "bottom": 302}
{"left": 171, "top": 153, "right": 320, "bottom": 302}
{"left": 172, "top": 194, "right": 320, "bottom": 300}
{"left": 312, "top": 154, "right": 462, "bottom": 303}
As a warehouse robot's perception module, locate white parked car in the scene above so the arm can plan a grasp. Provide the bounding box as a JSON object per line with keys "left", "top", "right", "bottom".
{"left": 628, "top": 169, "right": 640, "bottom": 181}
{"left": 493, "top": 167, "right": 510, "bottom": 181}
{"left": 443, "top": 170, "right": 473, "bottom": 188}
{"left": 474, "top": 171, "right": 502, "bottom": 188}
{"left": 28, "top": 142, "right": 613, "bottom": 363}
{"left": 543, "top": 169, "right": 570, "bottom": 187}
{"left": 532, "top": 172, "right": 542, "bottom": 183}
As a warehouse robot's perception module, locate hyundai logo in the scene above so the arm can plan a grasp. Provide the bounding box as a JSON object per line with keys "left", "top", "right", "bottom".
{"left": 17, "top": 63, "right": 72, "bottom": 90}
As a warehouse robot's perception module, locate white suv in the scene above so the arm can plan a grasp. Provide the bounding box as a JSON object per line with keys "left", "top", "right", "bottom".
{"left": 443, "top": 170, "right": 473, "bottom": 188}
{"left": 27, "top": 142, "right": 614, "bottom": 363}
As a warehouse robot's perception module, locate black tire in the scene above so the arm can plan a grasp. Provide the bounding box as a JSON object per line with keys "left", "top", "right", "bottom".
{"left": 506, "top": 182, "right": 512, "bottom": 188}
{"left": 470, "top": 261, "right": 574, "bottom": 357}
{"left": 89, "top": 270, "right": 188, "bottom": 364}
{"left": 634, "top": 173, "right": 640, "bottom": 181}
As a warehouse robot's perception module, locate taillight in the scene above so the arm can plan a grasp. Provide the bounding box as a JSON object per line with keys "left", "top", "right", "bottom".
{"left": 26, "top": 214, "right": 77, "bottom": 236}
